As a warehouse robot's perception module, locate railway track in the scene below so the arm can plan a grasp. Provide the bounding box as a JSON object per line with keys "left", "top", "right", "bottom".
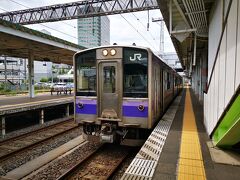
{"left": 0, "top": 119, "right": 78, "bottom": 161}
{"left": 57, "top": 144, "right": 130, "bottom": 180}
{"left": 23, "top": 141, "right": 102, "bottom": 179}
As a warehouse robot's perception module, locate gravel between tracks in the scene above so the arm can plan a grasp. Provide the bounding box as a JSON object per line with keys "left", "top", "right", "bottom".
{"left": 110, "top": 147, "right": 140, "bottom": 180}
{"left": 26, "top": 142, "right": 101, "bottom": 180}
{"left": 0, "top": 126, "right": 82, "bottom": 176}
{"left": 68, "top": 144, "right": 129, "bottom": 179}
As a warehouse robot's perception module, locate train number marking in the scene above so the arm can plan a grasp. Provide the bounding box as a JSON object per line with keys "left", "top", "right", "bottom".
{"left": 130, "top": 54, "right": 142, "bottom": 61}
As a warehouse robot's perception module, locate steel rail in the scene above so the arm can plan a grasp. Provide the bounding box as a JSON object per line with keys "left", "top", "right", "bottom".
{"left": 0, "top": 119, "right": 79, "bottom": 161}
{"left": 57, "top": 144, "right": 129, "bottom": 180}
{"left": 0, "top": 117, "right": 73, "bottom": 144}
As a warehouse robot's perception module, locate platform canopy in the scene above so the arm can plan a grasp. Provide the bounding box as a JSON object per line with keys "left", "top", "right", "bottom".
{"left": 0, "top": 19, "right": 85, "bottom": 65}
{"left": 157, "top": 0, "right": 214, "bottom": 75}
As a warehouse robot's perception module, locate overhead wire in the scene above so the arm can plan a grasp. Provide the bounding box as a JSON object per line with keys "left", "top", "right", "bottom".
{"left": 0, "top": 7, "right": 8, "bottom": 12}
{"left": 119, "top": 14, "right": 158, "bottom": 52}
{"left": 132, "top": 13, "right": 156, "bottom": 38}
{"left": 131, "top": 13, "right": 159, "bottom": 49}
{"left": 118, "top": 0, "right": 159, "bottom": 51}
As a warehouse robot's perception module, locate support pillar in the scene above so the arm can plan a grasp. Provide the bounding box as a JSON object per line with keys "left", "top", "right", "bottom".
{"left": 193, "top": 33, "right": 197, "bottom": 66}
{"left": 66, "top": 104, "right": 70, "bottom": 117}
{"left": 1, "top": 116, "right": 6, "bottom": 136}
{"left": 40, "top": 109, "right": 44, "bottom": 124}
{"left": 28, "top": 51, "right": 35, "bottom": 98}
{"left": 4, "top": 56, "right": 7, "bottom": 90}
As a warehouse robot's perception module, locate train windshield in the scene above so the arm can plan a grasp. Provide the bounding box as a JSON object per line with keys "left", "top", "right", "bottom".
{"left": 123, "top": 48, "right": 148, "bottom": 98}
{"left": 75, "top": 50, "right": 96, "bottom": 96}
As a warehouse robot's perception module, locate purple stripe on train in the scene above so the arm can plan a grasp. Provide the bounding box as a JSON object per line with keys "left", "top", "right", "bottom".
{"left": 75, "top": 104, "right": 97, "bottom": 114}
{"left": 122, "top": 101, "right": 148, "bottom": 106}
{"left": 122, "top": 106, "right": 148, "bottom": 117}
{"left": 76, "top": 99, "right": 97, "bottom": 104}
{"left": 75, "top": 99, "right": 97, "bottom": 115}
{"left": 122, "top": 100, "right": 148, "bottom": 117}
{"left": 75, "top": 99, "right": 148, "bottom": 117}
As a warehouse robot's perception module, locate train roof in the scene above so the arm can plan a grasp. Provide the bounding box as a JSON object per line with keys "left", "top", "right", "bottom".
{"left": 74, "top": 45, "right": 181, "bottom": 78}
{"left": 74, "top": 44, "right": 151, "bottom": 55}
{"left": 152, "top": 51, "right": 181, "bottom": 77}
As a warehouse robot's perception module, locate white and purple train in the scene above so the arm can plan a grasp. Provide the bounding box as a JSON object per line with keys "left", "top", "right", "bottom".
{"left": 74, "top": 45, "right": 182, "bottom": 144}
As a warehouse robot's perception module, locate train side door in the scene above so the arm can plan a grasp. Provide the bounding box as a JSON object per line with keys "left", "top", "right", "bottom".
{"left": 161, "top": 70, "right": 165, "bottom": 112}
{"left": 97, "top": 61, "right": 122, "bottom": 120}
{"left": 160, "top": 68, "right": 163, "bottom": 114}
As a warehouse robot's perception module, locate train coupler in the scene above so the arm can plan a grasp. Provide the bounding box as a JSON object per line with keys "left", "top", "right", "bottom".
{"left": 100, "top": 123, "right": 116, "bottom": 143}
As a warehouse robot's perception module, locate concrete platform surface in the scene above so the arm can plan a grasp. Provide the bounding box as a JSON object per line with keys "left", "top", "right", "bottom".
{"left": 0, "top": 94, "right": 73, "bottom": 107}
{"left": 207, "top": 141, "right": 240, "bottom": 166}
{"left": 0, "top": 94, "right": 73, "bottom": 115}
{"left": 152, "top": 89, "right": 240, "bottom": 180}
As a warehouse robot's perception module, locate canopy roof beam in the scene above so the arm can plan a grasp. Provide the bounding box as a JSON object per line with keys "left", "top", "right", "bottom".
{"left": 0, "top": 0, "right": 159, "bottom": 25}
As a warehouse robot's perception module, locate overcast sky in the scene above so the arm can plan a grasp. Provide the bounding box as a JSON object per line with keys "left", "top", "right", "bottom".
{"left": 0, "top": 0, "right": 175, "bottom": 53}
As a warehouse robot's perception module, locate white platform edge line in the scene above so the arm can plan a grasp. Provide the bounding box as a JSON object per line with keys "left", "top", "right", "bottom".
{"left": 121, "top": 96, "right": 182, "bottom": 180}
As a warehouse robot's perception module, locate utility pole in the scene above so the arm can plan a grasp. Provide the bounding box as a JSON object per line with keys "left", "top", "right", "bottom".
{"left": 152, "top": 17, "right": 164, "bottom": 56}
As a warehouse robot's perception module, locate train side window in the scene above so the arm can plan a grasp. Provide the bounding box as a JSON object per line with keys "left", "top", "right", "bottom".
{"left": 75, "top": 50, "right": 96, "bottom": 96}
{"left": 175, "top": 76, "right": 179, "bottom": 86}
{"left": 103, "top": 66, "right": 115, "bottom": 93}
{"left": 167, "top": 72, "right": 171, "bottom": 89}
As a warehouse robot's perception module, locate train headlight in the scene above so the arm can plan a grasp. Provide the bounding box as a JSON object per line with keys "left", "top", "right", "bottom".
{"left": 110, "top": 49, "right": 116, "bottom": 56}
{"left": 102, "top": 49, "right": 108, "bottom": 56}
{"left": 138, "top": 105, "right": 145, "bottom": 111}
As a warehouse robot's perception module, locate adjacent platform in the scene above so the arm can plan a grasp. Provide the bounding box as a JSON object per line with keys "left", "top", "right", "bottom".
{"left": 0, "top": 94, "right": 73, "bottom": 115}
{"left": 122, "top": 88, "right": 240, "bottom": 180}
{"left": 0, "top": 94, "right": 74, "bottom": 136}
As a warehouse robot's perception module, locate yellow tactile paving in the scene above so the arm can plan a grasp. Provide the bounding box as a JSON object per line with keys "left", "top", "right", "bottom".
{"left": 177, "top": 88, "right": 206, "bottom": 180}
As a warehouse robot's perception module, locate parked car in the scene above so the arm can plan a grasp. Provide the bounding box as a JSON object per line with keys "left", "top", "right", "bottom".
{"left": 66, "top": 83, "right": 74, "bottom": 89}
{"left": 52, "top": 83, "right": 66, "bottom": 91}
{"left": 34, "top": 82, "right": 43, "bottom": 87}
{"left": 35, "top": 82, "right": 51, "bottom": 88}
{"left": 51, "top": 82, "right": 73, "bottom": 95}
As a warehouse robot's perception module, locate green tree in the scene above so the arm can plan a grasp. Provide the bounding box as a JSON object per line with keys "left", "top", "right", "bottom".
{"left": 40, "top": 77, "right": 48, "bottom": 82}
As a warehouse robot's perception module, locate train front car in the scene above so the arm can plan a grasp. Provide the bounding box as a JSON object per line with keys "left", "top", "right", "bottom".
{"left": 74, "top": 46, "right": 150, "bottom": 144}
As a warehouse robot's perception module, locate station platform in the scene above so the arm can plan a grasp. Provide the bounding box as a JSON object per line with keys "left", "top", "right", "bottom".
{"left": 0, "top": 93, "right": 73, "bottom": 107}
{"left": 0, "top": 93, "right": 74, "bottom": 136}
{"left": 0, "top": 94, "right": 73, "bottom": 116}
{"left": 122, "top": 88, "right": 240, "bottom": 180}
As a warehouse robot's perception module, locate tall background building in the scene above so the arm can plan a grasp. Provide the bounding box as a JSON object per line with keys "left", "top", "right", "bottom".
{"left": 77, "top": 16, "right": 110, "bottom": 48}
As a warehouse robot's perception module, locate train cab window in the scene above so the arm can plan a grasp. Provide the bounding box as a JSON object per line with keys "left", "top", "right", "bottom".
{"left": 75, "top": 50, "right": 96, "bottom": 96}
{"left": 123, "top": 48, "right": 148, "bottom": 98}
{"left": 103, "top": 66, "right": 115, "bottom": 93}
